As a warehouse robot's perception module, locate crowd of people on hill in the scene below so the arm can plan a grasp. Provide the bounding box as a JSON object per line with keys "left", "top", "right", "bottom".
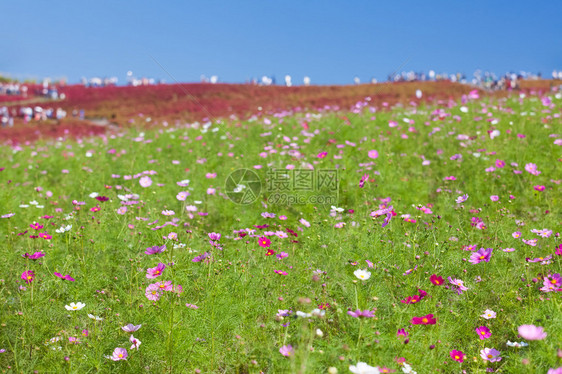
{"left": 0, "top": 105, "right": 75, "bottom": 128}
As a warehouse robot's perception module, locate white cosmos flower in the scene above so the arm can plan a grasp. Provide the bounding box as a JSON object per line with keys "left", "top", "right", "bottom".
{"left": 349, "top": 362, "right": 380, "bottom": 374}
{"left": 65, "top": 302, "right": 86, "bottom": 311}
{"left": 89, "top": 192, "right": 99, "bottom": 198}
{"left": 87, "top": 314, "right": 103, "bottom": 321}
{"left": 354, "top": 269, "right": 371, "bottom": 281}
{"left": 331, "top": 206, "right": 344, "bottom": 213}
{"left": 506, "top": 340, "right": 528, "bottom": 348}
{"left": 233, "top": 184, "right": 246, "bottom": 193}
{"left": 481, "top": 309, "right": 496, "bottom": 319}
{"left": 55, "top": 225, "right": 72, "bottom": 233}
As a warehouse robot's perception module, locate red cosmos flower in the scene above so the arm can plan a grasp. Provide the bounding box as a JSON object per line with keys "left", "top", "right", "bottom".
{"left": 430, "top": 274, "right": 444, "bottom": 285}
{"left": 411, "top": 314, "right": 436, "bottom": 325}
{"left": 258, "top": 236, "right": 271, "bottom": 248}
{"left": 266, "top": 249, "right": 276, "bottom": 256}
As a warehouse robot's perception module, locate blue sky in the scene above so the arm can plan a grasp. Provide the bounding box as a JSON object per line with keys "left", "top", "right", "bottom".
{"left": 1, "top": 0, "right": 561, "bottom": 84}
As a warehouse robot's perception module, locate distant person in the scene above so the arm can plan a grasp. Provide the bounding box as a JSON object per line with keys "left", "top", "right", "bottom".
{"left": 303, "top": 76, "right": 311, "bottom": 86}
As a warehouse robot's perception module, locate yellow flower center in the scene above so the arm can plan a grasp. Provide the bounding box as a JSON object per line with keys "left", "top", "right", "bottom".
{"left": 118, "top": 354, "right": 123, "bottom": 358}
{"left": 481, "top": 331, "right": 486, "bottom": 335}
{"left": 487, "top": 354, "right": 493, "bottom": 359}
{"left": 455, "top": 355, "right": 460, "bottom": 359}
{"left": 422, "top": 318, "right": 428, "bottom": 323}
{"left": 73, "top": 306, "right": 77, "bottom": 309}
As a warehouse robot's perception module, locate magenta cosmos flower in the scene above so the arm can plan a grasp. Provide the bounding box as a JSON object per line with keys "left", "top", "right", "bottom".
{"left": 475, "top": 326, "right": 491, "bottom": 339}
{"left": 518, "top": 325, "right": 547, "bottom": 340}
{"left": 258, "top": 236, "right": 271, "bottom": 248}
{"left": 430, "top": 274, "right": 444, "bottom": 285}
{"left": 469, "top": 248, "right": 493, "bottom": 264}
{"left": 109, "top": 347, "right": 128, "bottom": 361}
{"left": 411, "top": 314, "right": 436, "bottom": 325}
{"left": 450, "top": 350, "right": 465, "bottom": 363}
{"left": 146, "top": 263, "right": 166, "bottom": 278}
{"left": 54, "top": 272, "right": 75, "bottom": 281}
{"left": 21, "top": 270, "right": 35, "bottom": 284}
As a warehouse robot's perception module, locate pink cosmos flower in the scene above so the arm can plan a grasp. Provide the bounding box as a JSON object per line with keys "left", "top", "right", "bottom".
{"left": 129, "top": 335, "right": 141, "bottom": 350}
{"left": 155, "top": 281, "right": 173, "bottom": 291}
{"left": 176, "top": 191, "right": 189, "bottom": 201}
{"left": 279, "top": 345, "right": 294, "bottom": 357}
{"left": 534, "top": 185, "right": 545, "bottom": 192}
{"left": 317, "top": 151, "right": 327, "bottom": 158}
{"left": 522, "top": 238, "right": 538, "bottom": 247}
{"left": 109, "top": 347, "right": 128, "bottom": 361}
{"left": 512, "top": 231, "right": 522, "bottom": 238}
{"left": 122, "top": 324, "right": 142, "bottom": 333}
{"left": 455, "top": 194, "right": 468, "bottom": 204}
{"left": 146, "top": 263, "right": 166, "bottom": 278}
{"left": 368, "top": 150, "right": 379, "bottom": 159}
{"left": 469, "top": 248, "right": 493, "bottom": 264}
{"left": 145, "top": 245, "right": 166, "bottom": 255}
{"left": 208, "top": 232, "right": 221, "bottom": 241}
{"left": 475, "top": 326, "right": 491, "bottom": 339}
{"left": 524, "top": 163, "right": 541, "bottom": 176}
{"left": 448, "top": 277, "right": 468, "bottom": 294}
{"left": 117, "top": 207, "right": 127, "bottom": 215}
{"left": 347, "top": 309, "right": 375, "bottom": 318}
{"left": 139, "top": 176, "right": 152, "bottom": 187}
{"left": 145, "top": 284, "right": 162, "bottom": 301}
{"left": 518, "top": 325, "right": 547, "bottom": 340}
{"left": 480, "top": 348, "right": 501, "bottom": 362}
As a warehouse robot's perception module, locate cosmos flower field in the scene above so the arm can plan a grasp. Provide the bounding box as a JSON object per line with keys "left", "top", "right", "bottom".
{"left": 0, "top": 89, "right": 561, "bottom": 373}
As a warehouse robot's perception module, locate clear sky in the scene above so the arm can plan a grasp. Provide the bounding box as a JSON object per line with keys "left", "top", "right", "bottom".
{"left": 1, "top": 0, "right": 561, "bottom": 85}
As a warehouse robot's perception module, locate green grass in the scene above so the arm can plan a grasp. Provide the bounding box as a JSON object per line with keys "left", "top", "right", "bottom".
{"left": 0, "top": 93, "right": 560, "bottom": 373}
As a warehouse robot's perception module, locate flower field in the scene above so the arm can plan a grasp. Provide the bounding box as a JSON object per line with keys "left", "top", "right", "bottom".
{"left": 0, "top": 87, "right": 560, "bottom": 373}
